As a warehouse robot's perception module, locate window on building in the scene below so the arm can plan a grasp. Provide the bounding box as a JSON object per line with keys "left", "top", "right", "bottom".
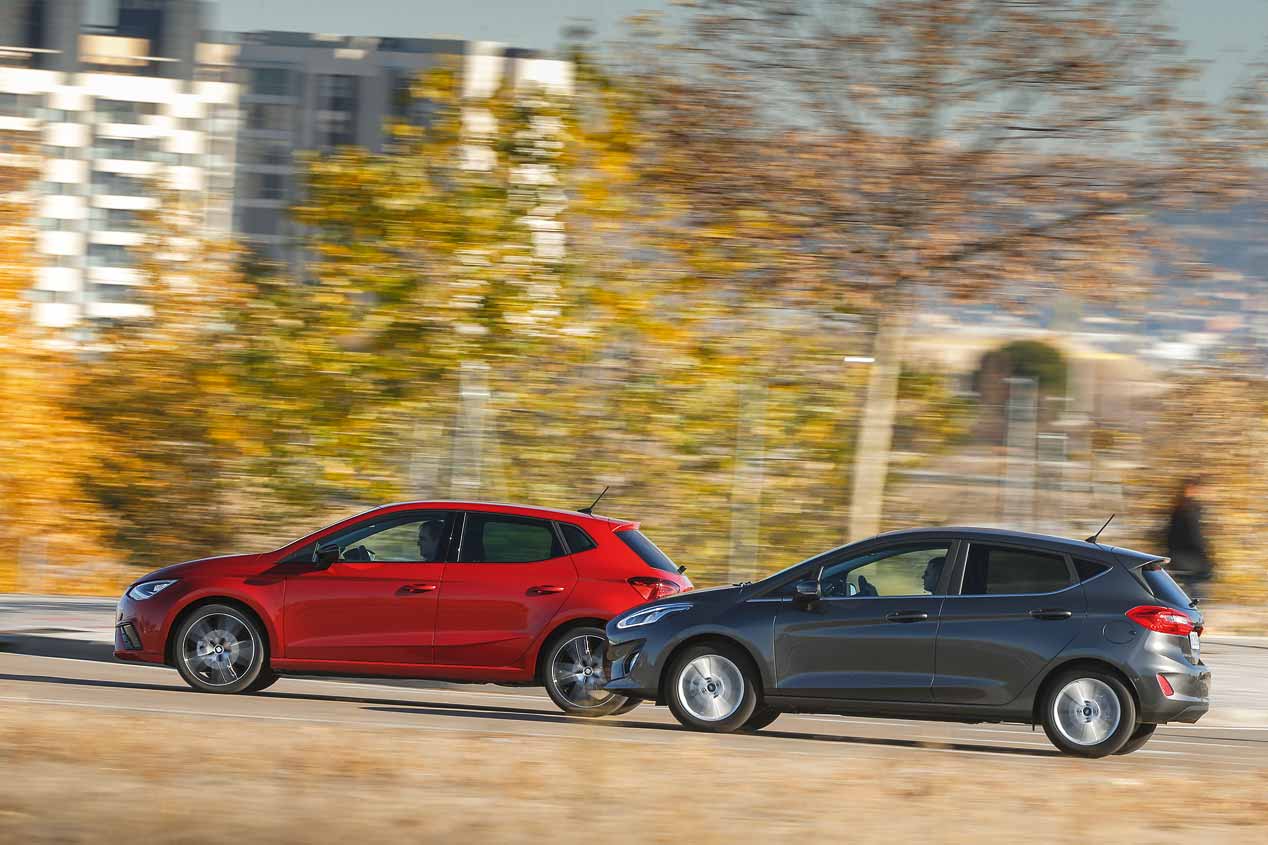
{"left": 95, "top": 98, "right": 159, "bottom": 124}
{"left": 250, "top": 67, "right": 294, "bottom": 97}
{"left": 93, "top": 284, "right": 134, "bottom": 303}
{"left": 86, "top": 243, "right": 135, "bottom": 268}
{"left": 247, "top": 103, "right": 293, "bottom": 132}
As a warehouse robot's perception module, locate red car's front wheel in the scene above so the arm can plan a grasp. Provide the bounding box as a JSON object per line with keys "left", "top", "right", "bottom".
{"left": 173, "top": 604, "right": 270, "bottom": 694}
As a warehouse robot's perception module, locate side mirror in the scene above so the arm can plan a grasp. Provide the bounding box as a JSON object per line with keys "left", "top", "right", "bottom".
{"left": 793, "top": 578, "right": 821, "bottom": 606}
{"left": 313, "top": 542, "right": 342, "bottom": 569}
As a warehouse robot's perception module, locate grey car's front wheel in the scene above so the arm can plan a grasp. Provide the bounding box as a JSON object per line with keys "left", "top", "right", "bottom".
{"left": 666, "top": 642, "right": 758, "bottom": 733}
{"left": 172, "top": 604, "right": 268, "bottom": 695}
{"left": 542, "top": 627, "right": 630, "bottom": 717}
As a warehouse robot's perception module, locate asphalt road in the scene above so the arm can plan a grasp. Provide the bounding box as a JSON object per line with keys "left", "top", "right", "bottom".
{"left": 2, "top": 595, "right": 1266, "bottom": 771}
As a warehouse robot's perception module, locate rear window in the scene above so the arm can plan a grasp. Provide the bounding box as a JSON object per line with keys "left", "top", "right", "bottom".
{"left": 616, "top": 529, "right": 679, "bottom": 575}
{"left": 1138, "top": 561, "right": 1193, "bottom": 608}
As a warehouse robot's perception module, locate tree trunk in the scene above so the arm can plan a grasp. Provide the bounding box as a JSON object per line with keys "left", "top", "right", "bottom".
{"left": 728, "top": 376, "right": 767, "bottom": 582}
{"left": 847, "top": 311, "right": 905, "bottom": 541}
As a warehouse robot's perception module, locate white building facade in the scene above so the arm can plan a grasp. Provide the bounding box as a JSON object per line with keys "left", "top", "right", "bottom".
{"left": 1, "top": 0, "right": 238, "bottom": 327}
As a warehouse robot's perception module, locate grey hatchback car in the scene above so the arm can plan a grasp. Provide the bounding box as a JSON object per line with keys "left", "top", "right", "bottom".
{"left": 605, "top": 527, "right": 1210, "bottom": 757}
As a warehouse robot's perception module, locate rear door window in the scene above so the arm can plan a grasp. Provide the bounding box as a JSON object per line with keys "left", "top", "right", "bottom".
{"left": 960, "top": 545, "right": 1073, "bottom": 595}
{"left": 616, "top": 529, "right": 679, "bottom": 575}
{"left": 459, "top": 513, "right": 564, "bottom": 563}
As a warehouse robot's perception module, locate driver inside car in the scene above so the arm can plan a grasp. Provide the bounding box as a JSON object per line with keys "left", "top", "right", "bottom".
{"left": 922, "top": 555, "right": 945, "bottom": 594}
{"left": 416, "top": 519, "right": 445, "bottom": 562}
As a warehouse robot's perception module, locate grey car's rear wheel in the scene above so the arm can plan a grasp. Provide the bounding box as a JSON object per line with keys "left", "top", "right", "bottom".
{"left": 542, "top": 627, "right": 630, "bottom": 717}
{"left": 173, "top": 604, "right": 268, "bottom": 694}
{"left": 1041, "top": 669, "right": 1137, "bottom": 757}
{"left": 738, "top": 706, "right": 780, "bottom": 733}
{"left": 1115, "top": 722, "right": 1157, "bottom": 755}
{"left": 666, "top": 642, "right": 758, "bottom": 733}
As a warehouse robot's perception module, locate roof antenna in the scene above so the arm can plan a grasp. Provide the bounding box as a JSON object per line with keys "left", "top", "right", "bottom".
{"left": 1085, "top": 513, "right": 1115, "bottom": 544}
{"left": 578, "top": 486, "right": 609, "bottom": 515}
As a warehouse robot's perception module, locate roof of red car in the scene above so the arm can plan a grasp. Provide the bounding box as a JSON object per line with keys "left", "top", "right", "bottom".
{"left": 373, "top": 500, "right": 636, "bottom": 529}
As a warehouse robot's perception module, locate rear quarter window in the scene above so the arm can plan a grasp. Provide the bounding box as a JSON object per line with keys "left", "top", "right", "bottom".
{"left": 558, "top": 522, "right": 597, "bottom": 554}
{"left": 616, "top": 529, "right": 679, "bottom": 575}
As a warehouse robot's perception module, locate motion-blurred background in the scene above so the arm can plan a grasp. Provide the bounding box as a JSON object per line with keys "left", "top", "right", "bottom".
{"left": 1, "top": 0, "right": 1266, "bottom": 608}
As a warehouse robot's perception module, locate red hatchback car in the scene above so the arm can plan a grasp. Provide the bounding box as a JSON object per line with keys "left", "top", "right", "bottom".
{"left": 114, "top": 501, "right": 692, "bottom": 715}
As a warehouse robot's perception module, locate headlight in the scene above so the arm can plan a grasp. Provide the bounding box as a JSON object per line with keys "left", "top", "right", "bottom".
{"left": 616, "top": 602, "right": 693, "bottom": 630}
{"left": 126, "top": 580, "right": 177, "bottom": 601}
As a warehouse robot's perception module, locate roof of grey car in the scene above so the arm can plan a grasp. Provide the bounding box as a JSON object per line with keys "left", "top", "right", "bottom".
{"left": 871, "top": 525, "right": 1151, "bottom": 557}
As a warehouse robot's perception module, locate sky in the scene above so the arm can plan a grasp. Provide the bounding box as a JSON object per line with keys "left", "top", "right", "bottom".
{"left": 86, "top": 0, "right": 1268, "bottom": 100}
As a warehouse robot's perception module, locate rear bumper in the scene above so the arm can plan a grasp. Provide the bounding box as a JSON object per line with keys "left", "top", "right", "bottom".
{"left": 1138, "top": 666, "right": 1210, "bottom": 724}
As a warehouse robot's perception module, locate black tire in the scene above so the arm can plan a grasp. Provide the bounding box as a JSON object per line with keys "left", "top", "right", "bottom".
{"left": 610, "top": 698, "right": 643, "bottom": 716}
{"left": 738, "top": 706, "right": 780, "bottom": 733}
{"left": 541, "top": 626, "right": 630, "bottom": 717}
{"left": 172, "top": 603, "right": 268, "bottom": 694}
{"left": 1115, "top": 722, "right": 1157, "bottom": 755}
{"left": 244, "top": 668, "right": 281, "bottom": 693}
{"left": 1040, "top": 668, "right": 1138, "bottom": 758}
{"left": 665, "top": 642, "right": 758, "bottom": 733}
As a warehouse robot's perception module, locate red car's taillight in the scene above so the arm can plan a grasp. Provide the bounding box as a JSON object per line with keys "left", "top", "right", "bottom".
{"left": 628, "top": 576, "right": 682, "bottom": 601}
{"left": 1126, "top": 605, "right": 1195, "bottom": 636}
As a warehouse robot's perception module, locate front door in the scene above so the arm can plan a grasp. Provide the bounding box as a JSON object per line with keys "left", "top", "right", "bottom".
{"left": 933, "top": 541, "right": 1087, "bottom": 705}
{"left": 773, "top": 542, "right": 954, "bottom": 702}
{"left": 434, "top": 511, "right": 578, "bottom": 668}
{"left": 283, "top": 510, "right": 455, "bottom": 664}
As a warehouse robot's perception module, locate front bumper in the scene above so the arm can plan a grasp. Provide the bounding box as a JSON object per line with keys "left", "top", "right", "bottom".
{"left": 113, "top": 589, "right": 178, "bottom": 664}
{"left": 604, "top": 615, "right": 684, "bottom": 701}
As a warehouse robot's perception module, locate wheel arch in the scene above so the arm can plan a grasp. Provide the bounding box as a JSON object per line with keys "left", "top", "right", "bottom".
{"left": 1030, "top": 657, "right": 1141, "bottom": 726}
{"left": 655, "top": 633, "right": 766, "bottom": 707}
{"left": 165, "top": 595, "right": 276, "bottom": 668}
{"left": 532, "top": 616, "right": 609, "bottom": 683}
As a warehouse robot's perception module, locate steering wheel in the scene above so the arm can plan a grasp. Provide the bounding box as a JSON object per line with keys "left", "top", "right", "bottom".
{"left": 342, "top": 544, "right": 376, "bottom": 562}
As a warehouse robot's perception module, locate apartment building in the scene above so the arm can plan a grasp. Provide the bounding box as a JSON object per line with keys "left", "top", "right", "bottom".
{"left": 222, "top": 31, "right": 572, "bottom": 266}
{"left": 1, "top": 0, "right": 573, "bottom": 325}
{"left": 0, "top": 0, "right": 238, "bottom": 327}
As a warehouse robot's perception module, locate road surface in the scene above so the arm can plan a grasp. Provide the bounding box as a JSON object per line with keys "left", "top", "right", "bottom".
{"left": 2, "top": 594, "right": 1265, "bottom": 770}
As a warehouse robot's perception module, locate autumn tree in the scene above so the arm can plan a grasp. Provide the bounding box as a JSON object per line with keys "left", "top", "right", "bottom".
{"left": 619, "top": 0, "right": 1268, "bottom": 539}
{"left": 72, "top": 199, "right": 265, "bottom": 569}
{"left": 0, "top": 146, "right": 115, "bottom": 591}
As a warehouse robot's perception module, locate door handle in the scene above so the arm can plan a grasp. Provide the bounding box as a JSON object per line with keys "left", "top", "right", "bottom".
{"left": 1030, "top": 608, "right": 1072, "bottom": 620}
{"left": 885, "top": 610, "right": 929, "bottom": 623}
{"left": 400, "top": 583, "right": 438, "bottom": 594}
{"left": 528, "top": 585, "right": 567, "bottom": 595}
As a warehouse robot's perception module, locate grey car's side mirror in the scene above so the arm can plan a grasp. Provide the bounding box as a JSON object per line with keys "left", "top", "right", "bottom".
{"left": 793, "top": 578, "right": 822, "bottom": 606}
{"left": 313, "top": 542, "right": 342, "bottom": 569}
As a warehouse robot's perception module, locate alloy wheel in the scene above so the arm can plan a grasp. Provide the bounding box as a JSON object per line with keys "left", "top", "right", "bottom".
{"left": 1052, "top": 677, "right": 1122, "bottom": 746}
{"left": 550, "top": 633, "right": 615, "bottom": 710}
{"left": 677, "top": 653, "right": 745, "bottom": 722}
{"left": 180, "top": 612, "right": 258, "bottom": 688}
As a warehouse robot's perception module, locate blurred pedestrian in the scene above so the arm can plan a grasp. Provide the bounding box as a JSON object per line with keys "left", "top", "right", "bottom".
{"left": 1165, "top": 477, "right": 1213, "bottom": 601}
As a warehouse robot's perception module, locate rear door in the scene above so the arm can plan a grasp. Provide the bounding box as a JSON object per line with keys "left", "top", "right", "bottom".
{"left": 933, "top": 540, "right": 1087, "bottom": 705}
{"left": 434, "top": 511, "right": 578, "bottom": 668}
{"left": 773, "top": 541, "right": 955, "bottom": 702}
